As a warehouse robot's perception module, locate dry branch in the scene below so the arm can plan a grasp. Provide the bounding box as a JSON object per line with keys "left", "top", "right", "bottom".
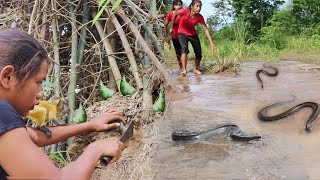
{"left": 111, "top": 1, "right": 169, "bottom": 83}
{"left": 93, "top": 12, "right": 122, "bottom": 91}
{"left": 109, "top": 10, "right": 144, "bottom": 90}
{"left": 28, "top": 0, "right": 39, "bottom": 35}
{"left": 67, "top": 0, "right": 79, "bottom": 123}
{"left": 124, "top": 0, "right": 165, "bottom": 57}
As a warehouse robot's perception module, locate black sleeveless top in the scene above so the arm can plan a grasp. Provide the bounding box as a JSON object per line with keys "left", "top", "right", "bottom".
{"left": 0, "top": 100, "right": 26, "bottom": 179}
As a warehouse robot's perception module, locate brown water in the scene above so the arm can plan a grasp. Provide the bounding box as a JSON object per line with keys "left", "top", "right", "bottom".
{"left": 152, "top": 61, "right": 320, "bottom": 179}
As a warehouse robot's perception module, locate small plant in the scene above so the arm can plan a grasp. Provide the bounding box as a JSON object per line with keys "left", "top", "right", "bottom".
{"left": 211, "top": 43, "right": 238, "bottom": 73}
{"left": 49, "top": 150, "right": 69, "bottom": 168}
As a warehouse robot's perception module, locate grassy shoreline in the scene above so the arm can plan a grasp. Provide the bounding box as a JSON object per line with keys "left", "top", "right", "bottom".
{"left": 164, "top": 35, "right": 320, "bottom": 73}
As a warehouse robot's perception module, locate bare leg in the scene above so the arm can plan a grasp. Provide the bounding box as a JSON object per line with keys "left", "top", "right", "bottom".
{"left": 177, "top": 57, "right": 182, "bottom": 71}
{"left": 181, "top": 53, "right": 187, "bottom": 76}
{"left": 194, "top": 59, "right": 202, "bottom": 74}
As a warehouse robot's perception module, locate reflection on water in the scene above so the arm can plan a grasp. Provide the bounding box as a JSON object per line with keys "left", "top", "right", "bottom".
{"left": 152, "top": 61, "right": 320, "bottom": 179}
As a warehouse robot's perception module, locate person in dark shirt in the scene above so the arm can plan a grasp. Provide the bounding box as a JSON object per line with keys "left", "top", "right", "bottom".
{"left": 164, "top": 0, "right": 183, "bottom": 71}
{"left": 172, "top": 0, "right": 216, "bottom": 76}
{"left": 0, "top": 29, "right": 125, "bottom": 179}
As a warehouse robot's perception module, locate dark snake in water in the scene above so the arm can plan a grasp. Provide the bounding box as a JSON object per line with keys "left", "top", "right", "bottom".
{"left": 172, "top": 123, "right": 261, "bottom": 142}
{"left": 256, "top": 64, "right": 278, "bottom": 89}
{"left": 258, "top": 101, "right": 320, "bottom": 132}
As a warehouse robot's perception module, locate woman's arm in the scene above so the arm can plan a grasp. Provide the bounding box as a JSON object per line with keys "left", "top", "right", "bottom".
{"left": 164, "top": 18, "right": 170, "bottom": 42}
{"left": 201, "top": 23, "right": 216, "bottom": 52}
{"left": 170, "top": 11, "right": 179, "bottom": 34}
{"left": 0, "top": 128, "right": 60, "bottom": 179}
{"left": 61, "top": 138, "right": 122, "bottom": 179}
{"left": 27, "top": 108, "right": 125, "bottom": 147}
{"left": 0, "top": 128, "right": 122, "bottom": 179}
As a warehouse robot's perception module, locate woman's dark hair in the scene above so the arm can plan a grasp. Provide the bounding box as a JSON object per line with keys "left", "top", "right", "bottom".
{"left": 172, "top": 0, "right": 183, "bottom": 10}
{"left": 0, "top": 29, "right": 49, "bottom": 84}
{"left": 189, "top": 0, "right": 202, "bottom": 10}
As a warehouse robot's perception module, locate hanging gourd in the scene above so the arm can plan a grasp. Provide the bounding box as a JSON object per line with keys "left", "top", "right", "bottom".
{"left": 73, "top": 103, "right": 87, "bottom": 124}
{"left": 153, "top": 91, "right": 165, "bottom": 112}
{"left": 99, "top": 80, "right": 115, "bottom": 100}
{"left": 120, "top": 75, "right": 135, "bottom": 96}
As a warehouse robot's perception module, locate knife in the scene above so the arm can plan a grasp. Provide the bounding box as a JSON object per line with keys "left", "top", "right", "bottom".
{"left": 100, "top": 121, "right": 134, "bottom": 166}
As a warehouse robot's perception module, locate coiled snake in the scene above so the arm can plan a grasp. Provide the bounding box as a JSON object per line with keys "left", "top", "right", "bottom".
{"left": 256, "top": 63, "right": 278, "bottom": 88}
{"left": 258, "top": 101, "right": 320, "bottom": 132}
{"left": 172, "top": 123, "right": 261, "bottom": 142}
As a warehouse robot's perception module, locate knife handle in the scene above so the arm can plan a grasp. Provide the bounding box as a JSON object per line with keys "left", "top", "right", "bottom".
{"left": 101, "top": 156, "right": 112, "bottom": 166}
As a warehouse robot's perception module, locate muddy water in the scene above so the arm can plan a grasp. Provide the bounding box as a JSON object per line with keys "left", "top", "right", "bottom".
{"left": 152, "top": 61, "right": 320, "bottom": 179}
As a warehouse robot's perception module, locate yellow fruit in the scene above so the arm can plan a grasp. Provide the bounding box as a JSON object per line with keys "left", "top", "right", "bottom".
{"left": 26, "top": 97, "right": 63, "bottom": 126}
{"left": 38, "top": 101, "right": 57, "bottom": 121}
{"left": 26, "top": 106, "right": 47, "bottom": 126}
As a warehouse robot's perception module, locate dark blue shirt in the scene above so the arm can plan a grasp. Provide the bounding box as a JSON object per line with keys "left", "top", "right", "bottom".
{"left": 0, "top": 100, "right": 26, "bottom": 180}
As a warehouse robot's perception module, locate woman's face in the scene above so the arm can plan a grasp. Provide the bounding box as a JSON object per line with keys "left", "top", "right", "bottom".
{"left": 10, "top": 61, "right": 48, "bottom": 116}
{"left": 191, "top": 2, "right": 202, "bottom": 14}
{"left": 174, "top": 2, "right": 182, "bottom": 11}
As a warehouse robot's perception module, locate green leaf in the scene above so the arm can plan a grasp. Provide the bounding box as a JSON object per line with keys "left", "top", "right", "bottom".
{"left": 92, "top": 0, "right": 111, "bottom": 25}
{"left": 99, "top": 80, "right": 115, "bottom": 100}
{"left": 98, "top": 0, "right": 106, "bottom": 10}
{"left": 120, "top": 75, "right": 135, "bottom": 96}
{"left": 73, "top": 103, "right": 87, "bottom": 124}
{"left": 111, "top": 0, "right": 122, "bottom": 12}
{"left": 151, "top": 0, "right": 157, "bottom": 15}
{"left": 153, "top": 91, "right": 165, "bottom": 112}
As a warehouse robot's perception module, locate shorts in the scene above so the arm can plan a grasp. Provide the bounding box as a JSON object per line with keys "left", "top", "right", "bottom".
{"left": 178, "top": 33, "right": 202, "bottom": 60}
{"left": 172, "top": 37, "right": 181, "bottom": 60}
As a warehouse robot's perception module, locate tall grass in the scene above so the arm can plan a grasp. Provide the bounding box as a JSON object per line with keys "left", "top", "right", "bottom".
{"left": 284, "top": 35, "right": 320, "bottom": 54}
{"left": 204, "top": 18, "right": 249, "bottom": 73}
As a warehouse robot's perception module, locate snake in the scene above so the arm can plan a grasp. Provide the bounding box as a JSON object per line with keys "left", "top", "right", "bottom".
{"left": 256, "top": 63, "right": 278, "bottom": 89}
{"left": 171, "top": 123, "right": 261, "bottom": 142}
{"left": 258, "top": 101, "right": 320, "bottom": 132}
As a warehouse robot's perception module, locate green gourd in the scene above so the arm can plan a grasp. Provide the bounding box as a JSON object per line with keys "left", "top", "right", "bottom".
{"left": 73, "top": 103, "right": 87, "bottom": 124}
{"left": 120, "top": 75, "right": 135, "bottom": 96}
{"left": 153, "top": 91, "right": 165, "bottom": 112}
{"left": 99, "top": 80, "right": 115, "bottom": 100}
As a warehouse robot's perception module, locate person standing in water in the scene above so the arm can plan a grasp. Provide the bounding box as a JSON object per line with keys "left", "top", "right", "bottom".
{"left": 172, "top": 0, "right": 216, "bottom": 76}
{"left": 164, "top": 0, "right": 183, "bottom": 71}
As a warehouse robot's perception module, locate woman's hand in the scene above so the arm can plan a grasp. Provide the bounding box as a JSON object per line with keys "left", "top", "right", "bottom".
{"left": 165, "top": 37, "right": 170, "bottom": 43}
{"left": 93, "top": 138, "right": 123, "bottom": 163}
{"left": 88, "top": 108, "right": 126, "bottom": 132}
{"left": 169, "top": 27, "right": 173, "bottom": 34}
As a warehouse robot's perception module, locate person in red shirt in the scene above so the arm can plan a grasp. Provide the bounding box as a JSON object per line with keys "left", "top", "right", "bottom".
{"left": 164, "top": 0, "right": 183, "bottom": 71}
{"left": 172, "top": 0, "right": 216, "bottom": 76}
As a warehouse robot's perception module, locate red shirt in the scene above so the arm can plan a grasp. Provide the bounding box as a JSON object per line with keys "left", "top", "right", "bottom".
{"left": 177, "top": 8, "right": 205, "bottom": 36}
{"left": 166, "top": 11, "right": 181, "bottom": 39}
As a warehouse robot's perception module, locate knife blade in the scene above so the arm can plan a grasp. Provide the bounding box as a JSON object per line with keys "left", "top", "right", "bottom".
{"left": 100, "top": 121, "right": 134, "bottom": 166}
